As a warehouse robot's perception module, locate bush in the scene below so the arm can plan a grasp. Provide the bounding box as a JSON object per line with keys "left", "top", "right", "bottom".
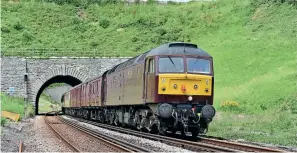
{"left": 13, "top": 21, "right": 24, "bottom": 31}
{"left": 99, "top": 19, "right": 110, "bottom": 28}
{"left": 25, "top": 103, "right": 35, "bottom": 118}
{"left": 35, "top": 0, "right": 121, "bottom": 6}
{"left": 1, "top": 118, "right": 7, "bottom": 126}
{"left": 23, "top": 30, "right": 35, "bottom": 41}
{"left": 1, "top": 25, "right": 11, "bottom": 33}
{"left": 251, "top": 0, "right": 297, "bottom": 8}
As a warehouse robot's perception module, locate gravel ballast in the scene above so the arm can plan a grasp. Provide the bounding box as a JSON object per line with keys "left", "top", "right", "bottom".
{"left": 1, "top": 116, "right": 71, "bottom": 152}
{"left": 27, "top": 116, "right": 72, "bottom": 152}
{"left": 47, "top": 116, "right": 124, "bottom": 152}
{"left": 62, "top": 115, "right": 194, "bottom": 152}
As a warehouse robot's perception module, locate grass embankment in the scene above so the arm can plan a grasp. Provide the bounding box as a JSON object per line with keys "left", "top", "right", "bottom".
{"left": 1, "top": 0, "right": 297, "bottom": 147}
{"left": 1, "top": 93, "right": 34, "bottom": 125}
{"left": 38, "top": 93, "right": 61, "bottom": 113}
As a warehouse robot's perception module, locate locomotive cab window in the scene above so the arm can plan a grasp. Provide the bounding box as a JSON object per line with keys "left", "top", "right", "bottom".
{"left": 187, "top": 58, "right": 211, "bottom": 74}
{"left": 158, "top": 57, "right": 184, "bottom": 73}
{"left": 148, "top": 58, "right": 154, "bottom": 73}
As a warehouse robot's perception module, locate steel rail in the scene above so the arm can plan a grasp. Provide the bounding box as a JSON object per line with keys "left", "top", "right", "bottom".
{"left": 44, "top": 112, "right": 81, "bottom": 152}
{"left": 58, "top": 116, "right": 151, "bottom": 152}
{"left": 18, "top": 140, "right": 23, "bottom": 152}
{"left": 63, "top": 115, "right": 239, "bottom": 152}
{"left": 198, "top": 137, "right": 283, "bottom": 152}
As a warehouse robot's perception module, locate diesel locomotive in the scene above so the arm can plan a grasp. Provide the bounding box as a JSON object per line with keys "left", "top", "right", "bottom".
{"left": 61, "top": 42, "right": 216, "bottom": 137}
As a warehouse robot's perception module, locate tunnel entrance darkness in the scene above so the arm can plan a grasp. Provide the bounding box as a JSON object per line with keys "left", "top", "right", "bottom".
{"left": 35, "top": 75, "right": 82, "bottom": 115}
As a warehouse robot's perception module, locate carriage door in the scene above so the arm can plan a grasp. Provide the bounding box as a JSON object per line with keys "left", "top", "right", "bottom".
{"left": 119, "top": 73, "right": 125, "bottom": 104}
{"left": 144, "top": 57, "right": 155, "bottom": 102}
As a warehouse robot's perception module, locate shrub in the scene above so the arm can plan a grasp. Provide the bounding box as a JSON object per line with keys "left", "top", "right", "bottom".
{"left": 25, "top": 103, "right": 35, "bottom": 118}
{"left": 1, "top": 25, "right": 11, "bottom": 33}
{"left": 1, "top": 118, "right": 7, "bottom": 126}
{"left": 13, "top": 21, "right": 24, "bottom": 31}
{"left": 22, "top": 30, "right": 34, "bottom": 41}
{"left": 99, "top": 19, "right": 110, "bottom": 28}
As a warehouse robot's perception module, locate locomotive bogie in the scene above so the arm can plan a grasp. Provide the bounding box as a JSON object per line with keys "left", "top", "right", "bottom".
{"left": 63, "top": 102, "right": 214, "bottom": 137}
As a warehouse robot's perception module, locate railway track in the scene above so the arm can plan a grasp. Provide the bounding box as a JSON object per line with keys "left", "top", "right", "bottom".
{"left": 63, "top": 115, "right": 285, "bottom": 152}
{"left": 61, "top": 115, "right": 236, "bottom": 152}
{"left": 45, "top": 112, "right": 150, "bottom": 152}
{"left": 45, "top": 112, "right": 80, "bottom": 152}
{"left": 198, "top": 137, "right": 283, "bottom": 152}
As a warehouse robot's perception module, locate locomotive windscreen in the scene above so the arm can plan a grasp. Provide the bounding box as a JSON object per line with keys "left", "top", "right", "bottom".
{"left": 158, "top": 57, "right": 184, "bottom": 73}
{"left": 187, "top": 58, "right": 211, "bottom": 74}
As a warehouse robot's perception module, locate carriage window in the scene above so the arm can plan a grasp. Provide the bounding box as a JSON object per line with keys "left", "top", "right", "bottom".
{"left": 89, "top": 84, "right": 92, "bottom": 95}
{"left": 93, "top": 83, "right": 96, "bottom": 94}
{"left": 148, "top": 58, "right": 154, "bottom": 73}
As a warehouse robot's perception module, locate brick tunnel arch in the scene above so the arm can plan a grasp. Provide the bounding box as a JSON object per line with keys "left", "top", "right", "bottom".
{"left": 35, "top": 75, "right": 81, "bottom": 114}
{"left": 30, "top": 65, "right": 88, "bottom": 115}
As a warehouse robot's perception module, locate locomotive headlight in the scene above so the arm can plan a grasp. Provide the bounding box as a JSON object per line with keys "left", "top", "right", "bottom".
{"left": 194, "top": 84, "right": 198, "bottom": 89}
{"left": 173, "top": 84, "right": 177, "bottom": 89}
{"left": 206, "top": 80, "right": 209, "bottom": 85}
{"left": 188, "top": 96, "right": 193, "bottom": 101}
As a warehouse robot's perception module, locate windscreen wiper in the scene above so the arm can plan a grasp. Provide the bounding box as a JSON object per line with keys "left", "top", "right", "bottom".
{"left": 194, "top": 58, "right": 199, "bottom": 64}
{"left": 168, "top": 56, "right": 176, "bottom": 67}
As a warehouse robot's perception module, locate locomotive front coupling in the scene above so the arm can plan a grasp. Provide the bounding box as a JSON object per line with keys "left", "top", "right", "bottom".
{"left": 157, "top": 103, "right": 216, "bottom": 125}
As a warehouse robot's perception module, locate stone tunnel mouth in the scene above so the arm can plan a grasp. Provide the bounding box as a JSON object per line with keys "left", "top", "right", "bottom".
{"left": 35, "top": 75, "right": 82, "bottom": 115}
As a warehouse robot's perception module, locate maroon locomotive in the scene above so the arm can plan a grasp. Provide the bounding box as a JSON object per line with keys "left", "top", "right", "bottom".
{"left": 62, "top": 42, "right": 215, "bottom": 137}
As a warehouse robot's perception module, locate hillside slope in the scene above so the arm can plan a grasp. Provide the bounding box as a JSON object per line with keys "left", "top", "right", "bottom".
{"left": 1, "top": 0, "right": 297, "bottom": 147}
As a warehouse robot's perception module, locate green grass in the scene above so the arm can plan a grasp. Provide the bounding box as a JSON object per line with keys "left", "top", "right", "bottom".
{"left": 1, "top": 0, "right": 297, "bottom": 147}
{"left": 0, "top": 93, "right": 35, "bottom": 121}
{"left": 38, "top": 94, "right": 61, "bottom": 113}
{"left": 209, "top": 93, "right": 297, "bottom": 147}
{"left": 1, "top": 118, "right": 7, "bottom": 126}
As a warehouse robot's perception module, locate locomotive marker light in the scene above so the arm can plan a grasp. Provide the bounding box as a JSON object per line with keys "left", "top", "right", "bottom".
{"left": 188, "top": 96, "right": 193, "bottom": 101}
{"left": 194, "top": 84, "right": 198, "bottom": 89}
{"left": 206, "top": 80, "right": 209, "bottom": 85}
{"left": 173, "top": 84, "right": 178, "bottom": 89}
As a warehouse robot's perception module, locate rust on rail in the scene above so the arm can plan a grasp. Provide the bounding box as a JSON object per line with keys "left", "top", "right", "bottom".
{"left": 19, "top": 140, "right": 23, "bottom": 152}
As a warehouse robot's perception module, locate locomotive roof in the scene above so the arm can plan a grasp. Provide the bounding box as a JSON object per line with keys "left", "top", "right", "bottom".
{"left": 145, "top": 42, "right": 212, "bottom": 58}
{"left": 107, "top": 42, "right": 212, "bottom": 74}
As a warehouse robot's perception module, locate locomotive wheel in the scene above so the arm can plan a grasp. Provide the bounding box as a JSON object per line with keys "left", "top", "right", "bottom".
{"left": 191, "top": 129, "right": 198, "bottom": 139}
